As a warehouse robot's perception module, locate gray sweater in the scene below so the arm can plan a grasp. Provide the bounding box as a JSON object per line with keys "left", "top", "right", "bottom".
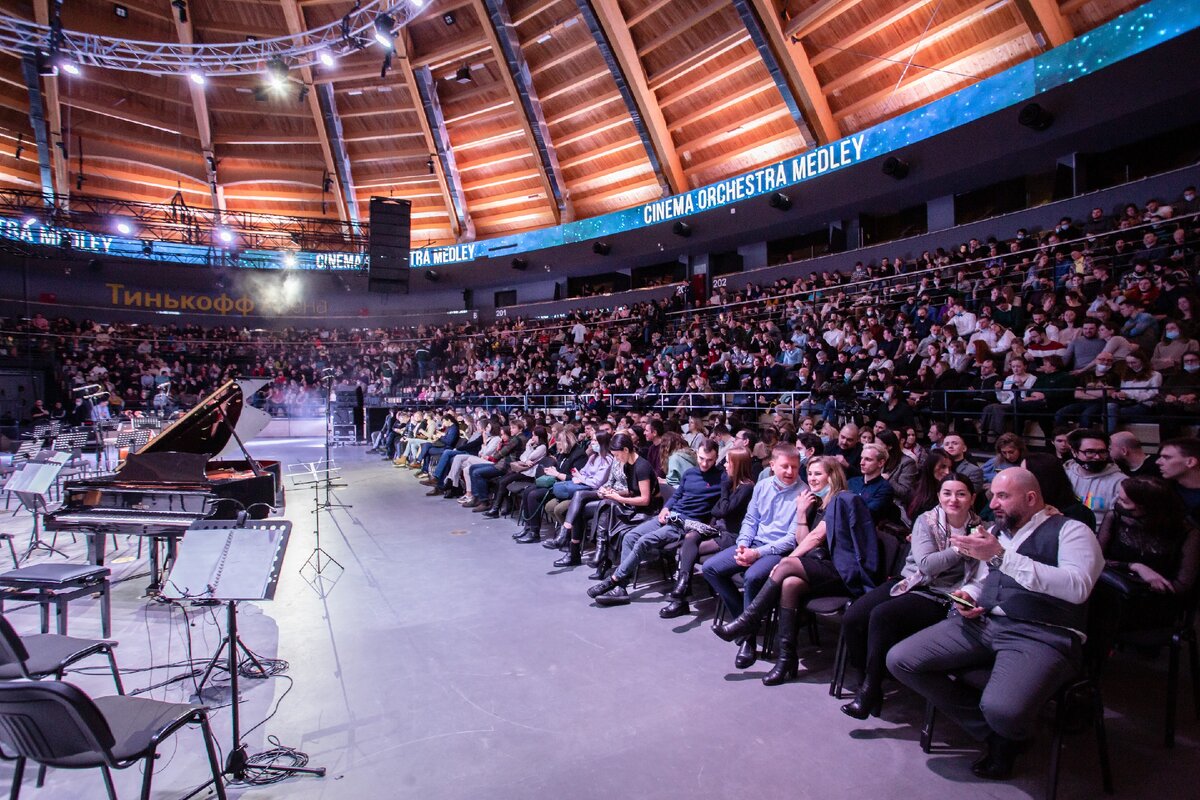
{"left": 1064, "top": 334, "right": 1105, "bottom": 371}
{"left": 896, "top": 507, "right": 980, "bottom": 596}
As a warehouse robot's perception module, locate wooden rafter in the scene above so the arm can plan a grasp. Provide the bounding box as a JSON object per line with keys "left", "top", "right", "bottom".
{"left": 31, "top": 0, "right": 69, "bottom": 203}
{"left": 1013, "top": 0, "right": 1075, "bottom": 49}
{"left": 588, "top": 0, "right": 686, "bottom": 193}
{"left": 784, "top": 0, "right": 867, "bottom": 39}
{"left": 279, "top": 0, "right": 356, "bottom": 224}
{"left": 636, "top": 0, "right": 730, "bottom": 59}
{"left": 168, "top": 0, "right": 224, "bottom": 213}
{"left": 809, "top": 0, "right": 935, "bottom": 69}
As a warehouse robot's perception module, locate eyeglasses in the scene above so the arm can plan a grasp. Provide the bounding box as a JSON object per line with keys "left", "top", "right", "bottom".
{"left": 1077, "top": 449, "right": 1108, "bottom": 457}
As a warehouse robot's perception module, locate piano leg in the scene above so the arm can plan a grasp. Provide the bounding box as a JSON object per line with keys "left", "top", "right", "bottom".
{"left": 87, "top": 532, "right": 106, "bottom": 568}
{"left": 148, "top": 538, "right": 162, "bottom": 596}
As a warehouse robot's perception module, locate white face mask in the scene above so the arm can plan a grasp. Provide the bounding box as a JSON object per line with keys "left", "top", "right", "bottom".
{"left": 1094, "top": 364, "right": 1109, "bottom": 374}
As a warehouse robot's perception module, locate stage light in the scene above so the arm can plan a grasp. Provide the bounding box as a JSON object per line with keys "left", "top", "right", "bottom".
{"left": 141, "top": 240, "right": 153, "bottom": 255}
{"left": 22, "top": 216, "right": 36, "bottom": 227}
{"left": 427, "top": 156, "right": 435, "bottom": 174}
{"left": 672, "top": 221, "right": 692, "bottom": 237}
{"left": 1018, "top": 102, "right": 1054, "bottom": 131}
{"left": 443, "top": 11, "right": 456, "bottom": 25}
{"left": 768, "top": 192, "right": 792, "bottom": 211}
{"left": 283, "top": 252, "right": 297, "bottom": 268}
{"left": 217, "top": 227, "right": 234, "bottom": 244}
{"left": 171, "top": 0, "right": 187, "bottom": 24}
{"left": 114, "top": 4, "right": 128, "bottom": 19}
{"left": 374, "top": 14, "right": 396, "bottom": 48}
{"left": 188, "top": 70, "right": 206, "bottom": 86}
{"left": 882, "top": 156, "right": 909, "bottom": 180}
{"left": 425, "top": 269, "right": 440, "bottom": 282}
{"left": 54, "top": 55, "right": 81, "bottom": 76}
{"left": 266, "top": 57, "right": 289, "bottom": 87}
{"left": 455, "top": 63, "right": 472, "bottom": 84}
{"left": 411, "top": 0, "right": 425, "bottom": 7}
{"left": 318, "top": 48, "right": 336, "bottom": 68}
{"left": 593, "top": 241, "right": 611, "bottom": 256}
{"left": 511, "top": 257, "right": 528, "bottom": 271}
{"left": 115, "top": 220, "right": 133, "bottom": 235}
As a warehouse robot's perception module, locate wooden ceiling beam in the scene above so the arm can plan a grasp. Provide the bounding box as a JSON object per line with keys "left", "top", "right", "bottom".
{"left": 58, "top": 96, "right": 191, "bottom": 136}
{"left": 685, "top": 105, "right": 791, "bottom": 153}
{"left": 474, "top": 0, "right": 569, "bottom": 223}
{"left": 823, "top": 0, "right": 1005, "bottom": 96}
{"left": 667, "top": 79, "right": 776, "bottom": 132}
{"left": 656, "top": 52, "right": 761, "bottom": 110}
{"left": 169, "top": 0, "right": 224, "bottom": 212}
{"left": 280, "top": 0, "right": 357, "bottom": 224}
{"left": 513, "top": 0, "right": 566, "bottom": 27}
{"left": 648, "top": 28, "right": 749, "bottom": 92}
{"left": 1013, "top": 0, "right": 1074, "bottom": 49}
{"left": 586, "top": 0, "right": 685, "bottom": 194}
{"left": 626, "top": 0, "right": 673, "bottom": 28}
{"left": 741, "top": 0, "right": 836, "bottom": 144}
{"left": 636, "top": 0, "right": 731, "bottom": 59}
{"left": 685, "top": 127, "right": 801, "bottom": 175}
{"left": 556, "top": 116, "right": 631, "bottom": 149}
{"left": 573, "top": 177, "right": 661, "bottom": 208}
{"left": 31, "top": 0, "right": 70, "bottom": 204}
{"left": 540, "top": 67, "right": 609, "bottom": 102}
{"left": 461, "top": 169, "right": 540, "bottom": 193}
{"left": 809, "top": 0, "right": 934, "bottom": 69}
{"left": 833, "top": 28, "right": 1026, "bottom": 120}
{"left": 560, "top": 136, "right": 642, "bottom": 170}
{"left": 550, "top": 91, "right": 621, "bottom": 126}
{"left": 783, "top": 0, "right": 867, "bottom": 39}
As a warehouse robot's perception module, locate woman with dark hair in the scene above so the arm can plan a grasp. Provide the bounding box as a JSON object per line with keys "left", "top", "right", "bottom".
{"left": 583, "top": 432, "right": 663, "bottom": 576}
{"left": 715, "top": 457, "right": 879, "bottom": 686}
{"left": 481, "top": 425, "right": 547, "bottom": 518}
{"left": 659, "top": 431, "right": 698, "bottom": 486}
{"left": 905, "top": 450, "right": 953, "bottom": 522}
{"left": 553, "top": 433, "right": 658, "bottom": 567}
{"left": 512, "top": 429, "right": 589, "bottom": 543}
{"left": 840, "top": 475, "right": 983, "bottom": 718}
{"left": 660, "top": 446, "right": 756, "bottom": 619}
{"left": 542, "top": 432, "right": 614, "bottom": 549}
{"left": 1098, "top": 476, "right": 1200, "bottom": 629}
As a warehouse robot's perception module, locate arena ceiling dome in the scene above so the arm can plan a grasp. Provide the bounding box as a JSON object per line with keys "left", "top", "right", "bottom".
{"left": 0, "top": 0, "right": 1155, "bottom": 248}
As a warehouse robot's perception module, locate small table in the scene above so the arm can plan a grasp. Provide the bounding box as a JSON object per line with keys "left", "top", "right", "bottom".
{"left": 0, "top": 562, "right": 111, "bottom": 637}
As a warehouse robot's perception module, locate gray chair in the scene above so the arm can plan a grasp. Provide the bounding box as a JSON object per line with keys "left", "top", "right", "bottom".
{"left": 0, "top": 680, "right": 226, "bottom": 800}
{"left": 0, "top": 616, "right": 122, "bottom": 695}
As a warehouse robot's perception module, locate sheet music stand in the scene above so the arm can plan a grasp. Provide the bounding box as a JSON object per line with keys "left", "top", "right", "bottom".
{"left": 287, "top": 461, "right": 345, "bottom": 578}
{"left": 164, "top": 518, "right": 324, "bottom": 786}
{"left": 3, "top": 462, "right": 65, "bottom": 561}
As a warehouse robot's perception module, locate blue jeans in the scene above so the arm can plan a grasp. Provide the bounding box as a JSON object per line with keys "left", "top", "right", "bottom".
{"left": 701, "top": 546, "right": 782, "bottom": 618}
{"left": 433, "top": 449, "right": 464, "bottom": 484}
{"left": 469, "top": 463, "right": 504, "bottom": 499}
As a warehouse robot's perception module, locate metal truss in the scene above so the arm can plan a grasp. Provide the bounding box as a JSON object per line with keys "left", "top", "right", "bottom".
{"left": 0, "top": 1, "right": 426, "bottom": 77}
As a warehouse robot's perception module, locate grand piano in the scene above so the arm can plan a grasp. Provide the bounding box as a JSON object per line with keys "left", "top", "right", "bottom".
{"left": 45, "top": 380, "right": 284, "bottom": 594}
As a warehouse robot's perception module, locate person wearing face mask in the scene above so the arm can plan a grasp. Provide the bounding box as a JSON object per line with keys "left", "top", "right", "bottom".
{"left": 1064, "top": 430, "right": 1127, "bottom": 529}
{"left": 1053, "top": 352, "right": 1120, "bottom": 431}
{"left": 1160, "top": 352, "right": 1200, "bottom": 438}
{"left": 1097, "top": 477, "right": 1199, "bottom": 635}
{"left": 1151, "top": 321, "right": 1199, "bottom": 373}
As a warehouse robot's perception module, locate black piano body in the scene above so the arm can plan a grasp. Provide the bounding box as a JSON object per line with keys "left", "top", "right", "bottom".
{"left": 45, "top": 380, "right": 284, "bottom": 593}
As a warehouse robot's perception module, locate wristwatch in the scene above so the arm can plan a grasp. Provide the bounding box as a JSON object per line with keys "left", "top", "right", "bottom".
{"left": 987, "top": 553, "right": 1004, "bottom": 569}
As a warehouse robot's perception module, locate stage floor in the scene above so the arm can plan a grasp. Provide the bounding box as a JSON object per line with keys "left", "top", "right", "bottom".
{"left": 3, "top": 437, "right": 1197, "bottom": 799}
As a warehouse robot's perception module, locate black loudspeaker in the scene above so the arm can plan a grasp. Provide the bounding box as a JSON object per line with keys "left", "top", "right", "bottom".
{"left": 368, "top": 197, "right": 412, "bottom": 294}
{"left": 463, "top": 288, "right": 473, "bottom": 309}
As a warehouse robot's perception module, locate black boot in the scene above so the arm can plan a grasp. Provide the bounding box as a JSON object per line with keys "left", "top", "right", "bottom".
{"left": 762, "top": 607, "right": 800, "bottom": 686}
{"left": 587, "top": 558, "right": 612, "bottom": 581}
{"left": 553, "top": 541, "right": 582, "bottom": 567}
{"left": 542, "top": 526, "right": 570, "bottom": 550}
{"left": 586, "top": 535, "right": 608, "bottom": 568}
{"left": 659, "top": 567, "right": 692, "bottom": 619}
{"left": 714, "top": 579, "right": 782, "bottom": 642}
{"left": 971, "top": 734, "right": 1024, "bottom": 780}
{"left": 516, "top": 528, "right": 541, "bottom": 543}
{"left": 840, "top": 675, "right": 883, "bottom": 719}
{"left": 483, "top": 498, "right": 504, "bottom": 518}
{"left": 735, "top": 636, "right": 758, "bottom": 669}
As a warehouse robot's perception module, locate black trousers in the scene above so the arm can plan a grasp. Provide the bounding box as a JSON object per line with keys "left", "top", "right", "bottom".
{"left": 841, "top": 578, "right": 948, "bottom": 687}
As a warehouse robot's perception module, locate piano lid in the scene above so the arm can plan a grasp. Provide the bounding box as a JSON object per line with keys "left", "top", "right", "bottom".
{"left": 136, "top": 380, "right": 244, "bottom": 458}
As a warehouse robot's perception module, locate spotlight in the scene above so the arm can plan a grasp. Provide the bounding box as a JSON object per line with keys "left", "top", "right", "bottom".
{"left": 511, "top": 257, "right": 528, "bottom": 271}
{"left": 881, "top": 156, "right": 909, "bottom": 180}
{"left": 374, "top": 14, "right": 396, "bottom": 48}
{"left": 323, "top": 173, "right": 334, "bottom": 193}
{"left": 455, "top": 63, "right": 472, "bottom": 84}
{"left": 171, "top": 0, "right": 187, "bottom": 24}
{"left": 380, "top": 50, "right": 393, "bottom": 78}
{"left": 54, "top": 55, "right": 81, "bottom": 76}
{"left": 318, "top": 48, "right": 336, "bottom": 68}
{"left": 141, "top": 240, "right": 153, "bottom": 255}
{"left": 266, "top": 57, "right": 289, "bottom": 87}
{"left": 672, "top": 221, "right": 692, "bottom": 237}
{"left": 1018, "top": 102, "right": 1054, "bottom": 131}
{"left": 113, "top": 4, "right": 128, "bottom": 19}
{"left": 298, "top": 84, "right": 310, "bottom": 102}
{"left": 768, "top": 192, "right": 792, "bottom": 211}
{"left": 424, "top": 269, "right": 440, "bottom": 282}
{"left": 216, "top": 227, "right": 234, "bottom": 244}
{"left": 188, "top": 70, "right": 206, "bottom": 86}
{"left": 283, "top": 252, "right": 297, "bottom": 268}
{"left": 115, "top": 220, "right": 133, "bottom": 235}
{"left": 426, "top": 156, "right": 435, "bottom": 174}
{"left": 592, "top": 241, "right": 611, "bottom": 256}
{"left": 443, "top": 12, "right": 456, "bottom": 25}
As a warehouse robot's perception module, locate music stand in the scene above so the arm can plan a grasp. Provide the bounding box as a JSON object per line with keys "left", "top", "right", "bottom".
{"left": 164, "top": 518, "right": 324, "bottom": 786}
{"left": 287, "top": 461, "right": 345, "bottom": 580}
{"left": 3, "top": 462, "right": 65, "bottom": 560}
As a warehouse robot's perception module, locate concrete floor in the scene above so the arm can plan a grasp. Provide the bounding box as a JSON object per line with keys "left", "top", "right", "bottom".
{"left": 2, "top": 436, "right": 1197, "bottom": 800}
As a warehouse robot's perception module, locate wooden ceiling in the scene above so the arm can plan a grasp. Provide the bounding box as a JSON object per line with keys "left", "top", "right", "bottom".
{"left": 0, "top": 0, "right": 1152, "bottom": 246}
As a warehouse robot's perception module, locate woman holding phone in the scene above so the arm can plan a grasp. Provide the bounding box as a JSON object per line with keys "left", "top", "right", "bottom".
{"left": 838, "top": 474, "right": 985, "bottom": 719}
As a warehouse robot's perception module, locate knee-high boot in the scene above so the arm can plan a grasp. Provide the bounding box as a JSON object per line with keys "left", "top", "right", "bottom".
{"left": 762, "top": 608, "right": 800, "bottom": 685}
{"left": 713, "top": 579, "right": 781, "bottom": 642}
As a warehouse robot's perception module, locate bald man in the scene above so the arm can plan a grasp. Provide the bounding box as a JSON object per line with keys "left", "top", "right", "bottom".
{"left": 1109, "top": 431, "right": 1160, "bottom": 479}
{"left": 886, "top": 468, "right": 1103, "bottom": 781}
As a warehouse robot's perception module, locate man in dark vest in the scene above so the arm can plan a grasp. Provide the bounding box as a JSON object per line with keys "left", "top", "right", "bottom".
{"left": 886, "top": 468, "right": 1103, "bottom": 780}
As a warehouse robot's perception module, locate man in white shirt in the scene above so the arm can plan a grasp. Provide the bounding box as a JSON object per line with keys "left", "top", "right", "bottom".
{"left": 887, "top": 468, "right": 1103, "bottom": 781}
{"left": 946, "top": 300, "right": 977, "bottom": 337}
